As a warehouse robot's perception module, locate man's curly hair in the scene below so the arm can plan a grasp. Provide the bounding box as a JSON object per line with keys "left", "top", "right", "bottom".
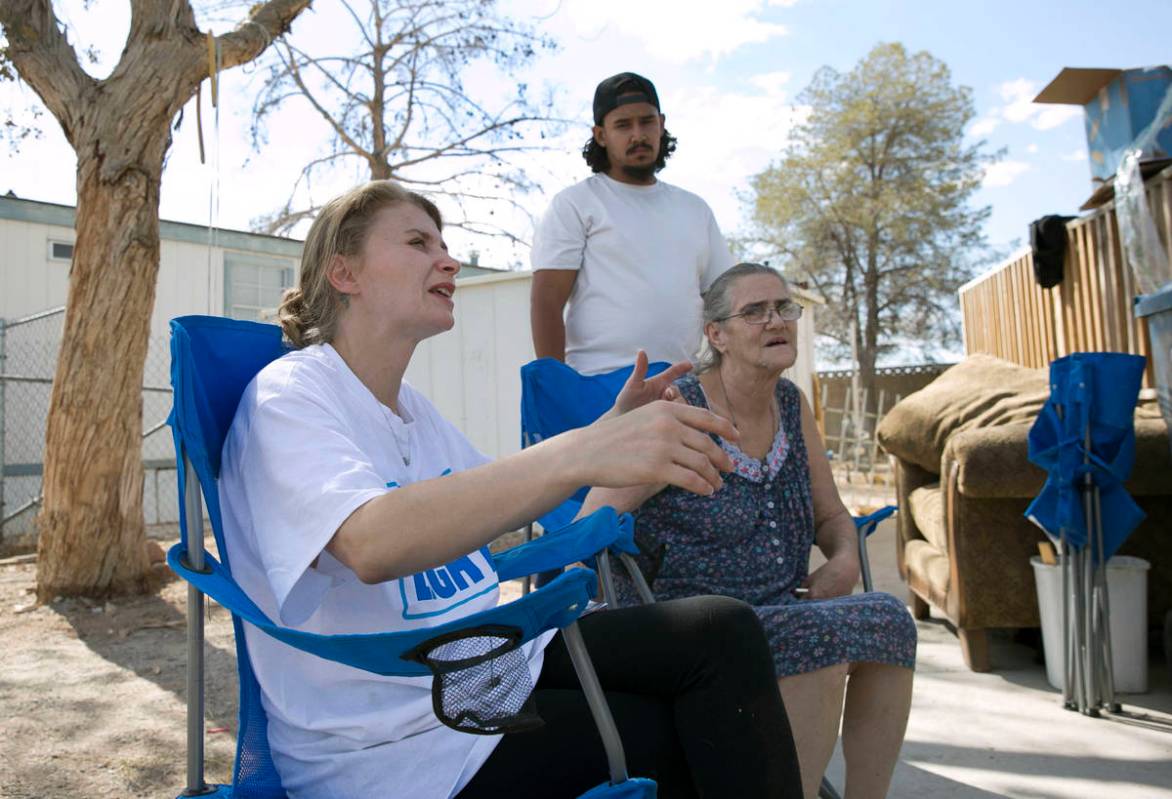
{"left": 581, "top": 129, "right": 678, "bottom": 174}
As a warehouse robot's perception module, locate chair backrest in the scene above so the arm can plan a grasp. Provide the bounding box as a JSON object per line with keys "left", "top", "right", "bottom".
{"left": 519, "top": 357, "right": 670, "bottom": 446}
{"left": 520, "top": 358, "right": 670, "bottom": 514}
{"left": 169, "top": 315, "right": 290, "bottom": 798}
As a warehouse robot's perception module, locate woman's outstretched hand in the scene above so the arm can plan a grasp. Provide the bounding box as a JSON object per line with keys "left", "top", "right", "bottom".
{"left": 576, "top": 399, "right": 738, "bottom": 497}
{"left": 612, "top": 351, "right": 693, "bottom": 415}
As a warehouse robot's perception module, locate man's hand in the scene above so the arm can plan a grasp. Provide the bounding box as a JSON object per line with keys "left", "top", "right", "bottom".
{"left": 612, "top": 350, "right": 693, "bottom": 416}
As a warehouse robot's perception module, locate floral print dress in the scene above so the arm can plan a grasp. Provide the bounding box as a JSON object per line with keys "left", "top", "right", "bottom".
{"left": 614, "top": 374, "right": 917, "bottom": 677}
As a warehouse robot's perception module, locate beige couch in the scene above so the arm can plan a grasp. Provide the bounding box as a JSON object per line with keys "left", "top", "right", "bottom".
{"left": 877, "top": 355, "right": 1172, "bottom": 672}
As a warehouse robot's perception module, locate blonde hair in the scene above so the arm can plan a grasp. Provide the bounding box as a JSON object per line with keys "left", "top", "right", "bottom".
{"left": 694, "top": 262, "right": 788, "bottom": 373}
{"left": 278, "top": 180, "right": 443, "bottom": 348}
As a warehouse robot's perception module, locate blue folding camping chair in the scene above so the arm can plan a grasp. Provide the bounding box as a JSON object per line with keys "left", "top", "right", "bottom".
{"left": 1026, "top": 352, "right": 1147, "bottom": 718}
{"left": 519, "top": 355, "right": 897, "bottom": 799}
{"left": 165, "top": 316, "right": 656, "bottom": 799}
{"left": 519, "top": 357, "right": 667, "bottom": 602}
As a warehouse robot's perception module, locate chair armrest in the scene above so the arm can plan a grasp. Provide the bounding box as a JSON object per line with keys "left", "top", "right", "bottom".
{"left": 493, "top": 505, "right": 636, "bottom": 582}
{"left": 942, "top": 423, "right": 1044, "bottom": 498}
{"left": 168, "top": 544, "right": 596, "bottom": 679}
{"left": 892, "top": 457, "right": 935, "bottom": 566}
{"left": 945, "top": 416, "right": 1170, "bottom": 499}
{"left": 855, "top": 505, "right": 896, "bottom": 538}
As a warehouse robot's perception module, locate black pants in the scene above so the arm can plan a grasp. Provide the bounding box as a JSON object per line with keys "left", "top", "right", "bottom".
{"left": 458, "top": 595, "right": 802, "bottom": 798}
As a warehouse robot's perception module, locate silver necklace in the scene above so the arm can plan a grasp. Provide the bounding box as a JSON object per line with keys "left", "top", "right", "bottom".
{"left": 716, "top": 368, "right": 779, "bottom": 454}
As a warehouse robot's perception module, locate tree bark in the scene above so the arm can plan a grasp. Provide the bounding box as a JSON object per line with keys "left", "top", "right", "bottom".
{"left": 37, "top": 136, "right": 169, "bottom": 597}
{"left": 858, "top": 231, "right": 881, "bottom": 403}
{"left": 1, "top": 0, "right": 309, "bottom": 600}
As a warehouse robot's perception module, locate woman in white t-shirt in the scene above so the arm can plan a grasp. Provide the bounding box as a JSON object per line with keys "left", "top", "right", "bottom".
{"left": 219, "top": 179, "right": 802, "bottom": 799}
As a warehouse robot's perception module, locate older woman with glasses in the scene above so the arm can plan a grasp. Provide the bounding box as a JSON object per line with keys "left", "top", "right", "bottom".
{"left": 606, "top": 262, "right": 917, "bottom": 799}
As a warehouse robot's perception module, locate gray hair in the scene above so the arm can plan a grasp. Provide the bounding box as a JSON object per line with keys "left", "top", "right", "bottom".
{"left": 694, "top": 262, "right": 788, "bottom": 373}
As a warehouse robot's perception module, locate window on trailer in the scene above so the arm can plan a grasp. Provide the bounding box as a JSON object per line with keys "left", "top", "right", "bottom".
{"left": 224, "top": 252, "right": 295, "bottom": 321}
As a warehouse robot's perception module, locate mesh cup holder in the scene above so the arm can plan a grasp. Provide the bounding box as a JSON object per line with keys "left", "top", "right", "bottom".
{"left": 405, "top": 625, "right": 544, "bottom": 736}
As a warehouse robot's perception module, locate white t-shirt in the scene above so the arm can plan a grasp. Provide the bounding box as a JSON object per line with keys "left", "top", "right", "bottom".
{"left": 219, "top": 343, "right": 552, "bottom": 799}
{"left": 530, "top": 172, "right": 735, "bottom": 375}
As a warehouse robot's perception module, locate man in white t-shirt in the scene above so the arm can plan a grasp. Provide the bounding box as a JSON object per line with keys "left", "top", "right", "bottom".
{"left": 530, "top": 71, "right": 735, "bottom": 375}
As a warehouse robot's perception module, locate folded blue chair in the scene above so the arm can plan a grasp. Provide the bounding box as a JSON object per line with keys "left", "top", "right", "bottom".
{"left": 1025, "top": 352, "right": 1147, "bottom": 716}
{"left": 166, "top": 315, "right": 655, "bottom": 799}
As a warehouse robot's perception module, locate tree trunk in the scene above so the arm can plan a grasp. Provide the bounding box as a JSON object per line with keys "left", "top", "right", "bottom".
{"left": 2, "top": 0, "right": 310, "bottom": 600}
{"left": 35, "top": 133, "right": 170, "bottom": 600}
{"left": 856, "top": 338, "right": 878, "bottom": 407}
{"left": 859, "top": 230, "right": 881, "bottom": 403}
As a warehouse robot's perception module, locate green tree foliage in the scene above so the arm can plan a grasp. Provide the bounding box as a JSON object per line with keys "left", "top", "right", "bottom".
{"left": 749, "top": 42, "right": 998, "bottom": 387}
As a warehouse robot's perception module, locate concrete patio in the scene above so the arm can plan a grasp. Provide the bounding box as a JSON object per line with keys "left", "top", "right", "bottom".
{"left": 820, "top": 513, "right": 1172, "bottom": 798}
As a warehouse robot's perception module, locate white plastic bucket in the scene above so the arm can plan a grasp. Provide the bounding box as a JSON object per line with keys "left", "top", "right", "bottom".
{"left": 1031, "top": 555, "right": 1150, "bottom": 693}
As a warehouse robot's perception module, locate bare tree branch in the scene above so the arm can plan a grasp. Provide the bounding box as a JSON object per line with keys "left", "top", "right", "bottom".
{"left": 217, "top": 0, "right": 311, "bottom": 70}
{"left": 0, "top": 0, "right": 94, "bottom": 138}
{"left": 247, "top": 0, "right": 562, "bottom": 246}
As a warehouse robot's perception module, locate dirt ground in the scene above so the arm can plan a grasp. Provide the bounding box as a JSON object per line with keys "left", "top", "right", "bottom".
{"left": 0, "top": 552, "right": 239, "bottom": 799}
{"left": 0, "top": 531, "right": 530, "bottom": 799}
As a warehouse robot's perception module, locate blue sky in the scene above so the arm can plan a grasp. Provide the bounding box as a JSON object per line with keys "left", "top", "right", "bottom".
{"left": 3, "top": 0, "right": 1171, "bottom": 273}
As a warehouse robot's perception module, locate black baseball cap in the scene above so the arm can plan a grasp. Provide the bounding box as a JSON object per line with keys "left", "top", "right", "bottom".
{"left": 592, "top": 72, "right": 660, "bottom": 125}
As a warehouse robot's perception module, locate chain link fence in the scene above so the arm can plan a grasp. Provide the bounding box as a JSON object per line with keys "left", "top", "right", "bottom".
{"left": 0, "top": 307, "right": 180, "bottom": 551}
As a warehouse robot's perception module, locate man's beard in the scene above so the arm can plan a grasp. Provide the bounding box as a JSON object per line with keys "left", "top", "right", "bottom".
{"left": 620, "top": 161, "right": 657, "bottom": 181}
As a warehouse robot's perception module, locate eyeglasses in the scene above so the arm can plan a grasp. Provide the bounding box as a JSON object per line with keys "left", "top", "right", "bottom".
{"left": 718, "top": 300, "right": 803, "bottom": 325}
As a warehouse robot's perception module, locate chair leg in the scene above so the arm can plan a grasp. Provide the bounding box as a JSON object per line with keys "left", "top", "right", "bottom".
{"left": 959, "top": 627, "right": 991, "bottom": 672}
{"left": 909, "top": 589, "right": 929, "bottom": 620}
{"left": 521, "top": 523, "right": 534, "bottom": 595}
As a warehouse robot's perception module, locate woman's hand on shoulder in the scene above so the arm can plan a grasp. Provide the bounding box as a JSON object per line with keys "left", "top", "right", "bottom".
{"left": 610, "top": 351, "right": 693, "bottom": 416}
{"left": 574, "top": 399, "right": 737, "bottom": 497}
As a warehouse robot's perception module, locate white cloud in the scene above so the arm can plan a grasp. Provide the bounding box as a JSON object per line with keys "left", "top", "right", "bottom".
{"left": 749, "top": 71, "right": 793, "bottom": 93}
{"left": 660, "top": 78, "right": 808, "bottom": 230}
{"left": 988, "top": 78, "right": 1084, "bottom": 131}
{"left": 1033, "top": 105, "right": 1082, "bottom": 130}
{"left": 564, "top": 0, "right": 789, "bottom": 63}
{"left": 1061, "top": 147, "right": 1088, "bottom": 162}
{"left": 999, "top": 78, "right": 1038, "bottom": 123}
{"left": 969, "top": 116, "right": 1000, "bottom": 137}
{"left": 1027, "top": 143, "right": 1039, "bottom": 154}
{"left": 984, "top": 160, "right": 1031, "bottom": 188}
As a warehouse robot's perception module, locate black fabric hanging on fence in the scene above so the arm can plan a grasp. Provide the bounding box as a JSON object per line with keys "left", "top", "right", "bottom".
{"left": 1029, "top": 215, "right": 1076, "bottom": 289}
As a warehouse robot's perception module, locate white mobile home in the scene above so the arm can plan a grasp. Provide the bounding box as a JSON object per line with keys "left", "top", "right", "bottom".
{"left": 0, "top": 193, "right": 302, "bottom": 536}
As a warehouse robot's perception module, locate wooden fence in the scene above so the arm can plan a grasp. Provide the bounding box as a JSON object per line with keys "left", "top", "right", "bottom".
{"left": 959, "top": 166, "right": 1172, "bottom": 386}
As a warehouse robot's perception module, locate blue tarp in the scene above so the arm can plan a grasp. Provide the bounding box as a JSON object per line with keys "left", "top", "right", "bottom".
{"left": 1025, "top": 352, "right": 1147, "bottom": 559}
